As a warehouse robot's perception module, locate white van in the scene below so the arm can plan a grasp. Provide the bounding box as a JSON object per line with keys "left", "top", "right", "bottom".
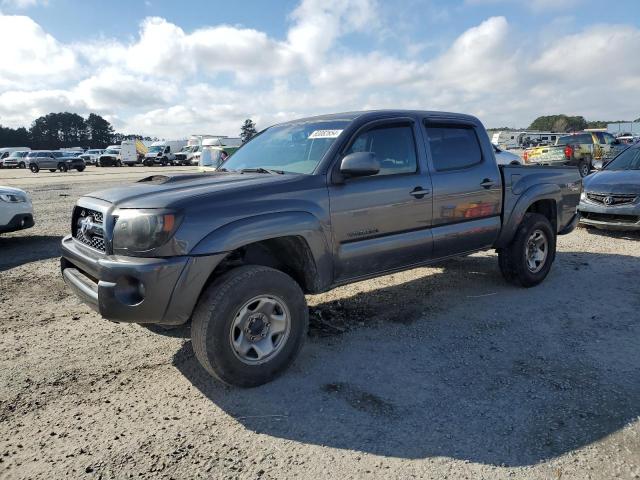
{"left": 120, "top": 140, "right": 139, "bottom": 166}
{"left": 0, "top": 147, "right": 30, "bottom": 167}
{"left": 143, "top": 140, "right": 188, "bottom": 166}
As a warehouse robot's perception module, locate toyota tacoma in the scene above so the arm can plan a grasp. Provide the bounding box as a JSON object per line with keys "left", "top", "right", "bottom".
{"left": 61, "top": 110, "right": 582, "bottom": 387}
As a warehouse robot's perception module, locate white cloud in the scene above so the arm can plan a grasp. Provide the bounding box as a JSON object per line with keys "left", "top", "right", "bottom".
{"left": 0, "top": 15, "right": 78, "bottom": 88}
{"left": 1, "top": 1, "right": 640, "bottom": 137}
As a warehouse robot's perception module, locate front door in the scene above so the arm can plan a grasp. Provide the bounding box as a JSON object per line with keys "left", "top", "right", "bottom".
{"left": 328, "top": 121, "right": 433, "bottom": 281}
{"left": 423, "top": 122, "right": 503, "bottom": 258}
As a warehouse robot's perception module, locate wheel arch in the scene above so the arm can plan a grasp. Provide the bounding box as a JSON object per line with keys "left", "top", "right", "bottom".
{"left": 496, "top": 184, "right": 561, "bottom": 248}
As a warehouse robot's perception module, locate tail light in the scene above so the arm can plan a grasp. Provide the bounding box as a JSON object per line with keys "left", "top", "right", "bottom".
{"left": 523, "top": 151, "right": 528, "bottom": 162}
{"left": 564, "top": 145, "right": 573, "bottom": 160}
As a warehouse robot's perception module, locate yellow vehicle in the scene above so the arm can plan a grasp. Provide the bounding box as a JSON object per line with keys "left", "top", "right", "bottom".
{"left": 524, "top": 131, "right": 627, "bottom": 177}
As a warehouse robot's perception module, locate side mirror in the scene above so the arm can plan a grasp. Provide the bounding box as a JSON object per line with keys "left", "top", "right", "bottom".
{"left": 339, "top": 151, "right": 380, "bottom": 177}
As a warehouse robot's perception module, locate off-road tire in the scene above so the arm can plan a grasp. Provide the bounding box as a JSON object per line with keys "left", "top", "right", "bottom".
{"left": 498, "top": 213, "right": 556, "bottom": 288}
{"left": 192, "top": 265, "right": 308, "bottom": 388}
{"left": 30, "top": 164, "right": 39, "bottom": 173}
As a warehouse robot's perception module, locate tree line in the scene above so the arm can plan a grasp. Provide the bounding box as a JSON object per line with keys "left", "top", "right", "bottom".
{"left": 494, "top": 114, "right": 640, "bottom": 133}
{"left": 0, "top": 112, "right": 156, "bottom": 150}
{"left": 1, "top": 112, "right": 259, "bottom": 149}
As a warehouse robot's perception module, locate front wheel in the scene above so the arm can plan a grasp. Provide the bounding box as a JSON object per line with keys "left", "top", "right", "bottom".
{"left": 498, "top": 213, "right": 556, "bottom": 288}
{"left": 116, "top": 160, "right": 122, "bottom": 167}
{"left": 30, "top": 164, "right": 39, "bottom": 173}
{"left": 76, "top": 166, "right": 85, "bottom": 172}
{"left": 18, "top": 162, "right": 25, "bottom": 169}
{"left": 58, "top": 163, "right": 68, "bottom": 172}
{"left": 192, "top": 265, "right": 308, "bottom": 388}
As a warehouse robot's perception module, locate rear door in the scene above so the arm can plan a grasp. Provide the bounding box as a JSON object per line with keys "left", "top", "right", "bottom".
{"left": 328, "top": 119, "right": 433, "bottom": 281}
{"left": 423, "top": 120, "right": 502, "bottom": 258}
{"left": 40, "top": 152, "right": 55, "bottom": 169}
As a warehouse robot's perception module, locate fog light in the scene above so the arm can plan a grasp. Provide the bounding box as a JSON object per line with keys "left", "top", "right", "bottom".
{"left": 114, "top": 276, "right": 145, "bottom": 305}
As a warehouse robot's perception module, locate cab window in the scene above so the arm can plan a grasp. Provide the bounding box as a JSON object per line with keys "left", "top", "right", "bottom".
{"left": 345, "top": 125, "right": 417, "bottom": 176}
{"left": 425, "top": 126, "right": 483, "bottom": 171}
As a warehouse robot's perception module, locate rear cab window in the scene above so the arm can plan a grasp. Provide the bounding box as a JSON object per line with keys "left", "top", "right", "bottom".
{"left": 424, "top": 125, "right": 483, "bottom": 171}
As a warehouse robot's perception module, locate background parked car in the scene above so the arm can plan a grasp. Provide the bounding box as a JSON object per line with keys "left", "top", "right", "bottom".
{"left": 578, "top": 142, "right": 640, "bottom": 230}
{"left": 79, "top": 149, "right": 105, "bottom": 165}
{"left": 98, "top": 146, "right": 122, "bottom": 167}
{"left": 2, "top": 150, "right": 30, "bottom": 169}
{"left": 493, "top": 144, "right": 522, "bottom": 165}
{"left": 27, "top": 150, "right": 85, "bottom": 173}
{"left": 0, "top": 147, "right": 31, "bottom": 167}
{"left": 0, "top": 186, "right": 34, "bottom": 233}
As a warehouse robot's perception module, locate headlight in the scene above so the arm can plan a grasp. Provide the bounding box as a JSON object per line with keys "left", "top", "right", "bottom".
{"left": 112, "top": 209, "right": 182, "bottom": 254}
{"left": 0, "top": 192, "right": 27, "bottom": 203}
{"left": 580, "top": 191, "right": 586, "bottom": 201}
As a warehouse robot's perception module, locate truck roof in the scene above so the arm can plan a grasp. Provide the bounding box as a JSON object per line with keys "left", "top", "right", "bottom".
{"left": 272, "top": 110, "right": 482, "bottom": 127}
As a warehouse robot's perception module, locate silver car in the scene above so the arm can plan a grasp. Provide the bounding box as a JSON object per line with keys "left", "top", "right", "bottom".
{"left": 2, "top": 150, "right": 30, "bottom": 169}
{"left": 578, "top": 143, "right": 640, "bottom": 230}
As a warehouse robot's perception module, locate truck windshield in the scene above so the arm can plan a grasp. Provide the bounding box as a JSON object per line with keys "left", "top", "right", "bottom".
{"left": 222, "top": 120, "right": 350, "bottom": 174}
{"left": 605, "top": 147, "right": 640, "bottom": 171}
{"left": 148, "top": 146, "right": 164, "bottom": 153}
{"left": 105, "top": 149, "right": 119, "bottom": 154}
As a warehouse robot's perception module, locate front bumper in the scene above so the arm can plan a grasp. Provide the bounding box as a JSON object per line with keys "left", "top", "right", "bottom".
{"left": 60, "top": 235, "right": 225, "bottom": 324}
{"left": 578, "top": 200, "right": 640, "bottom": 231}
{"left": 0, "top": 212, "right": 35, "bottom": 233}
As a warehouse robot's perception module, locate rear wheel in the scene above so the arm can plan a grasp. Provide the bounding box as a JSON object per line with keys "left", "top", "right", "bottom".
{"left": 578, "top": 158, "right": 591, "bottom": 177}
{"left": 498, "top": 213, "right": 556, "bottom": 287}
{"left": 58, "top": 163, "right": 68, "bottom": 172}
{"left": 116, "top": 160, "right": 122, "bottom": 167}
{"left": 30, "top": 164, "right": 39, "bottom": 173}
{"left": 18, "top": 161, "right": 25, "bottom": 169}
{"left": 192, "top": 265, "right": 308, "bottom": 387}
{"left": 49, "top": 169, "right": 57, "bottom": 172}
{"left": 76, "top": 166, "right": 85, "bottom": 172}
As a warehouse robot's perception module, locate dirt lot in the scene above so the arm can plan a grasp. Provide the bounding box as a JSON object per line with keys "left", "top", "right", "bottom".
{"left": 1, "top": 166, "right": 639, "bottom": 479}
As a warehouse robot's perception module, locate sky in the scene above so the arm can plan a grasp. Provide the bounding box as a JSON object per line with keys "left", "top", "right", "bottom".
{"left": 0, "top": 0, "right": 639, "bottom": 138}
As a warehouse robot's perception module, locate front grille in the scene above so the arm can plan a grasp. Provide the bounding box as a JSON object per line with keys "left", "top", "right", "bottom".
{"left": 586, "top": 193, "right": 638, "bottom": 206}
{"left": 72, "top": 206, "right": 106, "bottom": 252}
{"left": 582, "top": 212, "right": 639, "bottom": 224}
{"left": 175, "top": 154, "right": 186, "bottom": 161}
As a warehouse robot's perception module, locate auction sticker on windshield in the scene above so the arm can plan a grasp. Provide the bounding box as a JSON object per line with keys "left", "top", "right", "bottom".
{"left": 309, "top": 130, "right": 343, "bottom": 139}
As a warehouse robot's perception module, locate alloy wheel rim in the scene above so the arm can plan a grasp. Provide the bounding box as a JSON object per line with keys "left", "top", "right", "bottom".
{"left": 229, "top": 295, "right": 291, "bottom": 365}
{"left": 525, "top": 229, "right": 548, "bottom": 273}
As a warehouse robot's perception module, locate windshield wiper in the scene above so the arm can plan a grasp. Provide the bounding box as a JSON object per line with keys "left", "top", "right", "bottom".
{"left": 239, "top": 167, "right": 285, "bottom": 175}
{"left": 217, "top": 167, "right": 236, "bottom": 172}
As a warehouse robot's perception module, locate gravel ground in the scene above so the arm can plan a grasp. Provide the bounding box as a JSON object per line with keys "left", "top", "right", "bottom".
{"left": 1, "top": 166, "right": 639, "bottom": 479}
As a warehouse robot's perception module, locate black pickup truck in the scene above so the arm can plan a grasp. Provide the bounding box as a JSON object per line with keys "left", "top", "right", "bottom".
{"left": 61, "top": 110, "right": 582, "bottom": 387}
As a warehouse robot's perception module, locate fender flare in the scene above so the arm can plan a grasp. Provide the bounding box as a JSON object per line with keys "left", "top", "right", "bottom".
{"left": 495, "top": 183, "right": 561, "bottom": 248}
{"left": 191, "top": 211, "right": 333, "bottom": 291}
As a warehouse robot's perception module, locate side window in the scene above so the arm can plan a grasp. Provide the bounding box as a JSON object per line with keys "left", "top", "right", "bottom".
{"left": 345, "top": 125, "right": 417, "bottom": 176}
{"left": 580, "top": 134, "right": 594, "bottom": 144}
{"left": 425, "top": 126, "right": 483, "bottom": 171}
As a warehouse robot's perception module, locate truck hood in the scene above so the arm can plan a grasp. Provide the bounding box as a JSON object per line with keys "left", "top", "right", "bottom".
{"left": 583, "top": 170, "right": 640, "bottom": 194}
{"left": 84, "top": 172, "right": 302, "bottom": 208}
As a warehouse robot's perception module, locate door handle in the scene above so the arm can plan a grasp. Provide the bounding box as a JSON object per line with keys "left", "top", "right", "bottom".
{"left": 480, "top": 178, "right": 495, "bottom": 189}
{"left": 410, "top": 187, "right": 430, "bottom": 199}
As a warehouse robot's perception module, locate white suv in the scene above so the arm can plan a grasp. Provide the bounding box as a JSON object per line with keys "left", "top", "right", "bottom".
{"left": 0, "top": 186, "right": 34, "bottom": 233}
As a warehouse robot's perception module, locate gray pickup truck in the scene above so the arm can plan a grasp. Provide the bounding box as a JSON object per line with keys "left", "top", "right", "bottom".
{"left": 61, "top": 110, "right": 582, "bottom": 387}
